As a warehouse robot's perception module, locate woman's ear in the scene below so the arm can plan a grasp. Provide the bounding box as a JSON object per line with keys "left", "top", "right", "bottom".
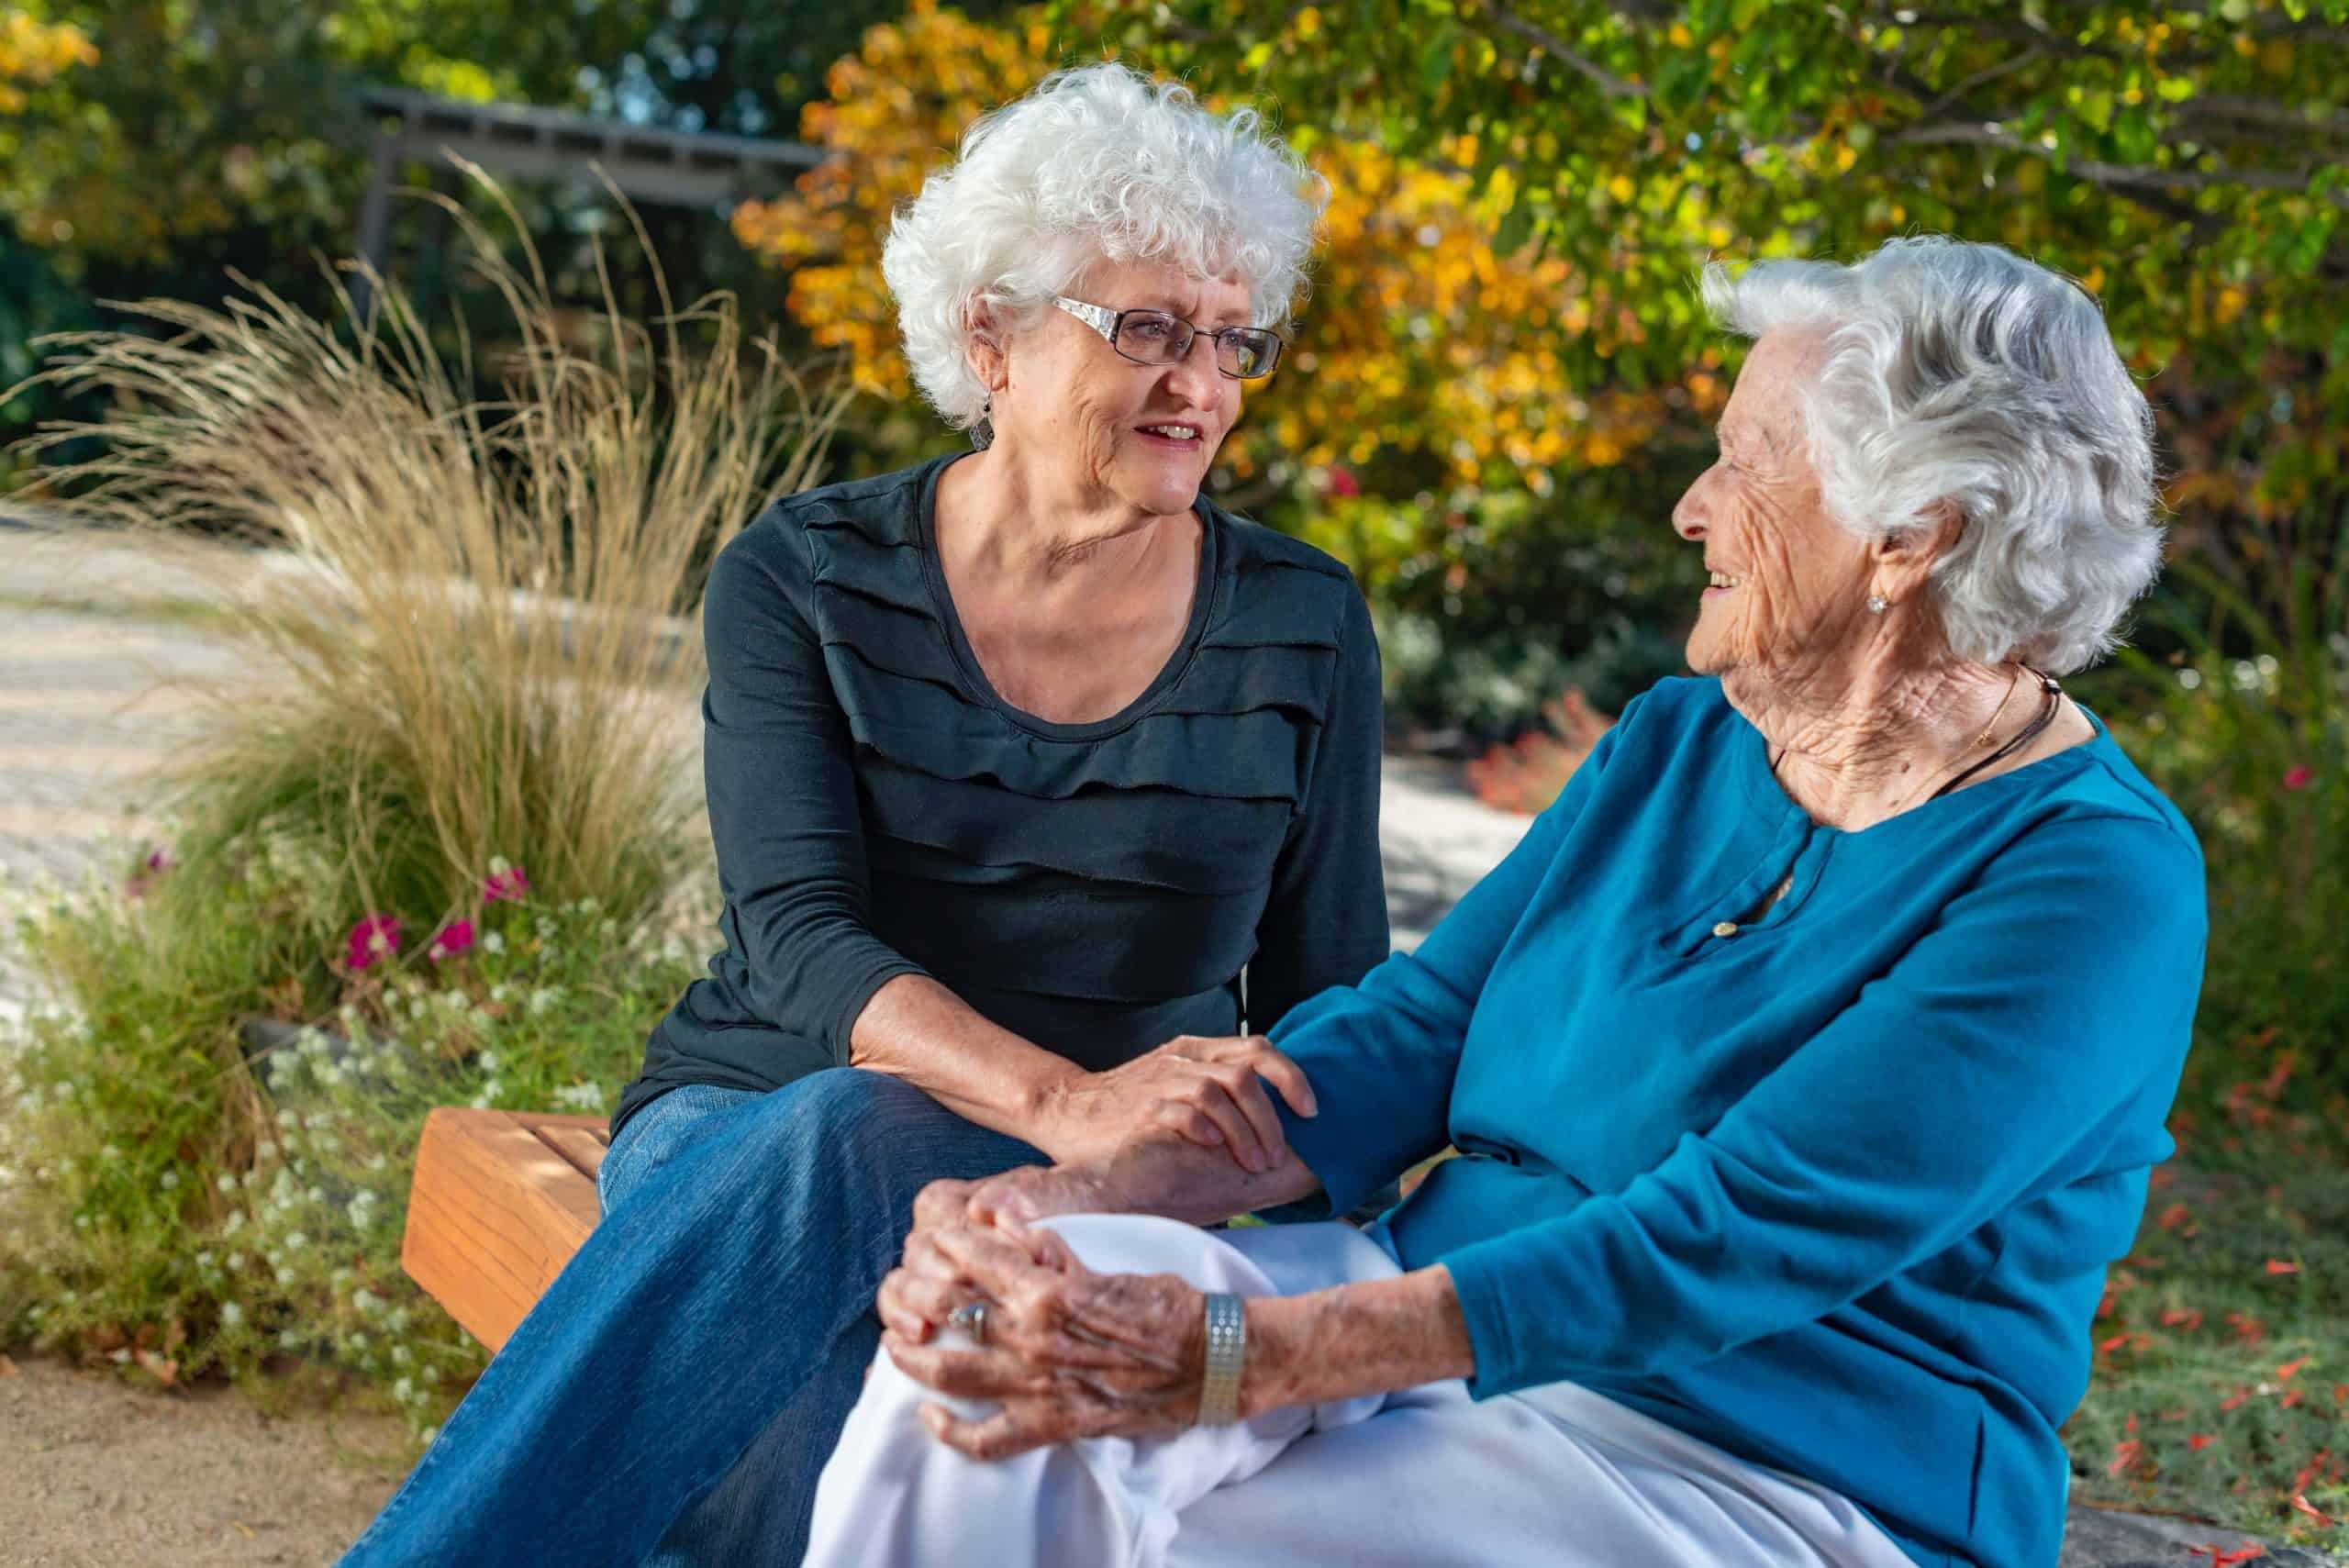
{"left": 1873, "top": 499, "right": 1965, "bottom": 600}
{"left": 964, "top": 301, "right": 1010, "bottom": 404}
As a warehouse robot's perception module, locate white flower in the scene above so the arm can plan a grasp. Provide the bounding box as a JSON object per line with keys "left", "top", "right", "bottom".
{"left": 222, "top": 1211, "right": 246, "bottom": 1236}
{"left": 285, "top": 1230, "right": 309, "bottom": 1251}
{"left": 482, "top": 930, "right": 506, "bottom": 955}
{"left": 279, "top": 1329, "right": 301, "bottom": 1350}
{"left": 477, "top": 1051, "right": 500, "bottom": 1073}
{"left": 489, "top": 854, "right": 512, "bottom": 876}
{"left": 216, "top": 1173, "right": 238, "bottom": 1195}
{"left": 220, "top": 1301, "right": 244, "bottom": 1329}
{"left": 394, "top": 1376, "right": 416, "bottom": 1402}
{"left": 160, "top": 1170, "right": 179, "bottom": 1190}
{"left": 195, "top": 1251, "right": 215, "bottom": 1269}
{"left": 275, "top": 1266, "right": 296, "bottom": 1285}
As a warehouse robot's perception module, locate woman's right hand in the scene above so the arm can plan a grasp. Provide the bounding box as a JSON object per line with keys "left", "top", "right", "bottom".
{"left": 1030, "top": 1033, "right": 1317, "bottom": 1173}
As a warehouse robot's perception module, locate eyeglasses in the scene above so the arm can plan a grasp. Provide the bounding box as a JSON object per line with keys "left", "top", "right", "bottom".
{"left": 1052, "top": 296, "right": 1287, "bottom": 380}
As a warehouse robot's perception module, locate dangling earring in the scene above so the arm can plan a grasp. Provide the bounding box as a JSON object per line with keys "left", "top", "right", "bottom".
{"left": 1865, "top": 594, "right": 1888, "bottom": 615}
{"left": 970, "top": 400, "right": 994, "bottom": 451}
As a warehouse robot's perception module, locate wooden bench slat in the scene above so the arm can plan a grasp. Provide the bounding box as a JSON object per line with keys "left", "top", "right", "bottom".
{"left": 401, "top": 1108, "right": 605, "bottom": 1354}
{"left": 529, "top": 1123, "right": 611, "bottom": 1184}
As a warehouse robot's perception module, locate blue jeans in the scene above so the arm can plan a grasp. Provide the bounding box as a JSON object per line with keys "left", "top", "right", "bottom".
{"left": 338, "top": 1068, "right": 1042, "bottom": 1567}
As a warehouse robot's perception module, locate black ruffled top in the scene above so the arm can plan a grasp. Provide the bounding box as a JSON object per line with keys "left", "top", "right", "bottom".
{"left": 614, "top": 455, "right": 1390, "bottom": 1140}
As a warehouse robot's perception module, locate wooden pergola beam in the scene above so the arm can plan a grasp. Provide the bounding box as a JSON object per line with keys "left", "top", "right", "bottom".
{"left": 350, "top": 86, "right": 828, "bottom": 314}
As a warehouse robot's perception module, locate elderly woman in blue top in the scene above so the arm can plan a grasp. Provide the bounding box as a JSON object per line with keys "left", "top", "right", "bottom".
{"left": 337, "top": 65, "right": 1389, "bottom": 1568}
{"left": 803, "top": 237, "right": 2207, "bottom": 1568}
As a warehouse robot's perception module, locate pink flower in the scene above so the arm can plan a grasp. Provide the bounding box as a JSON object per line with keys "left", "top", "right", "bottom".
{"left": 2282, "top": 763, "right": 2314, "bottom": 792}
{"left": 142, "top": 848, "right": 175, "bottom": 873}
{"left": 427, "top": 919, "right": 476, "bottom": 962}
{"left": 483, "top": 864, "right": 530, "bottom": 903}
{"left": 345, "top": 914, "right": 403, "bottom": 972}
{"left": 1325, "top": 464, "right": 1361, "bottom": 499}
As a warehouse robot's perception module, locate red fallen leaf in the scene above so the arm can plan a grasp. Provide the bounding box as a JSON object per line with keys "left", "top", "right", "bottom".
{"left": 2156, "top": 1202, "right": 2194, "bottom": 1230}
{"left": 2265, "top": 1259, "right": 2300, "bottom": 1275}
{"left": 2188, "top": 1433, "right": 2218, "bottom": 1451}
{"left": 2108, "top": 1438, "right": 2144, "bottom": 1477}
{"left": 2277, "top": 1355, "right": 2311, "bottom": 1381}
{"left": 2281, "top": 1390, "right": 2305, "bottom": 1409}
{"left": 2221, "top": 1386, "right": 2254, "bottom": 1411}
{"left": 2228, "top": 1311, "right": 2268, "bottom": 1347}
{"left": 2099, "top": 1331, "right": 2135, "bottom": 1355}
{"left": 2333, "top": 1383, "right": 2349, "bottom": 1405}
{"left": 2188, "top": 1544, "right": 2265, "bottom": 1566}
{"left": 2126, "top": 1414, "right": 2141, "bottom": 1434}
{"left": 129, "top": 1346, "right": 179, "bottom": 1388}
{"left": 2290, "top": 1451, "right": 2332, "bottom": 1495}
{"left": 2162, "top": 1308, "right": 2206, "bottom": 1330}
{"left": 2289, "top": 1494, "right": 2336, "bottom": 1528}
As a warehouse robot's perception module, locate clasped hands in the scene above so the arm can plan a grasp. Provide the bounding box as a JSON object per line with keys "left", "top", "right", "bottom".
{"left": 878, "top": 1032, "right": 1312, "bottom": 1461}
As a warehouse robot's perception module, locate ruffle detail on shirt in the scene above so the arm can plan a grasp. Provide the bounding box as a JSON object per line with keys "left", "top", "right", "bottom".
{"left": 857, "top": 757, "right": 1298, "bottom": 893}
{"left": 832, "top": 687, "right": 1315, "bottom": 802}
{"left": 802, "top": 507, "right": 1348, "bottom": 804}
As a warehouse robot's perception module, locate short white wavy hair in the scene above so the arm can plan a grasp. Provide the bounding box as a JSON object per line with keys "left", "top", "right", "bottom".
{"left": 1702, "top": 237, "right": 2163, "bottom": 674}
{"left": 880, "top": 62, "right": 1327, "bottom": 431}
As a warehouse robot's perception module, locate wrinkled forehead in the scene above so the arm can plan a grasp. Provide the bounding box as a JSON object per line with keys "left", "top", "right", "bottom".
{"left": 1720, "top": 326, "right": 1834, "bottom": 447}
{"left": 1069, "top": 252, "right": 1256, "bottom": 326}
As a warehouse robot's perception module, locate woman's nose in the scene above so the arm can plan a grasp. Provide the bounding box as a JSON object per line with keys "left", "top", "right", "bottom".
{"left": 1162, "top": 332, "right": 1222, "bottom": 406}
{"left": 1672, "top": 470, "right": 1714, "bottom": 541}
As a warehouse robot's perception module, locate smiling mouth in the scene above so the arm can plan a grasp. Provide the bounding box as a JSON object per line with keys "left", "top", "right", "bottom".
{"left": 1135, "top": 423, "right": 1203, "bottom": 448}
{"left": 1706, "top": 569, "right": 1744, "bottom": 592}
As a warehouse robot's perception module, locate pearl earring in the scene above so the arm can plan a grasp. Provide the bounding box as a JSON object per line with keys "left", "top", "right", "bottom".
{"left": 1865, "top": 594, "right": 1888, "bottom": 615}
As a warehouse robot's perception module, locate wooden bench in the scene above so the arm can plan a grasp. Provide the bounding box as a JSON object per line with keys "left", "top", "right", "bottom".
{"left": 401, "top": 1108, "right": 609, "bottom": 1354}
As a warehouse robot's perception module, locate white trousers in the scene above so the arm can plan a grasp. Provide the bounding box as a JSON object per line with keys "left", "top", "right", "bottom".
{"left": 805, "top": 1215, "right": 1916, "bottom": 1568}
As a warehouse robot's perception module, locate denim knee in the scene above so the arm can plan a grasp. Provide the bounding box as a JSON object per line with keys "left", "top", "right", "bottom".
{"left": 598, "top": 1083, "right": 763, "bottom": 1217}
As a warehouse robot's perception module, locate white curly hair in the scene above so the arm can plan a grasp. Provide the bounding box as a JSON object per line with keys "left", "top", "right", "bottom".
{"left": 880, "top": 62, "right": 1328, "bottom": 432}
{"left": 1702, "top": 237, "right": 2164, "bottom": 674}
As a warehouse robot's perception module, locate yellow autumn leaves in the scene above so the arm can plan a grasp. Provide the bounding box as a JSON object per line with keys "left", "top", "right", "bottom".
{"left": 0, "top": 10, "right": 95, "bottom": 114}
{"left": 729, "top": 0, "right": 1680, "bottom": 492}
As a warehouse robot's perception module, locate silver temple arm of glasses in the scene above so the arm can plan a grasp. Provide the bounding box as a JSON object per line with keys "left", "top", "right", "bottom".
{"left": 1052, "top": 296, "right": 1120, "bottom": 341}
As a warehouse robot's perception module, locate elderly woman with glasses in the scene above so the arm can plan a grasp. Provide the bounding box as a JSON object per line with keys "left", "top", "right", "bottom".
{"left": 338, "top": 64, "right": 1389, "bottom": 1568}
{"left": 802, "top": 239, "right": 2208, "bottom": 1568}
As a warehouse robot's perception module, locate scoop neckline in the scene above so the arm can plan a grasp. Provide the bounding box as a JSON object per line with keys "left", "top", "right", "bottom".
{"left": 914, "top": 453, "right": 1223, "bottom": 743}
{"left": 1736, "top": 692, "right": 2113, "bottom": 834}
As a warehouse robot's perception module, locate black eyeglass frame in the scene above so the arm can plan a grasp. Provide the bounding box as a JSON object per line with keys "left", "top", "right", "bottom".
{"left": 1051, "top": 295, "right": 1288, "bottom": 380}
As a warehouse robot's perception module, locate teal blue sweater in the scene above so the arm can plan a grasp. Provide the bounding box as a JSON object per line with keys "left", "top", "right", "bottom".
{"left": 1271, "top": 676, "right": 2205, "bottom": 1568}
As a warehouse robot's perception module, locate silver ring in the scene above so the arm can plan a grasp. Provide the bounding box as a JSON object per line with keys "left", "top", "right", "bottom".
{"left": 947, "top": 1298, "right": 990, "bottom": 1346}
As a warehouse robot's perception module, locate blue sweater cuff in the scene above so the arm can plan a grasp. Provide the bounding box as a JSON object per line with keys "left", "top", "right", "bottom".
{"left": 1442, "top": 1232, "right": 1544, "bottom": 1400}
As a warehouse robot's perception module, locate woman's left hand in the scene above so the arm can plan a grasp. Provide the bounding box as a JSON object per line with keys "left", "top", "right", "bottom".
{"left": 876, "top": 1220, "right": 1208, "bottom": 1460}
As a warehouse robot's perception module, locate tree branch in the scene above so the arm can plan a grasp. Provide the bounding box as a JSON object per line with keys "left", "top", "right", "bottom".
{"left": 1480, "top": 0, "right": 1649, "bottom": 99}
{"left": 1892, "top": 120, "right": 2347, "bottom": 206}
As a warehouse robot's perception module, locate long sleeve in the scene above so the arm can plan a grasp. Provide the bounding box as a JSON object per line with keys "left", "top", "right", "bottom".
{"left": 1440, "top": 811, "right": 2206, "bottom": 1399}
{"left": 699, "top": 524, "right": 927, "bottom": 1063}
{"left": 1243, "top": 589, "right": 1390, "bottom": 1035}
{"left": 1266, "top": 707, "right": 1638, "bottom": 1216}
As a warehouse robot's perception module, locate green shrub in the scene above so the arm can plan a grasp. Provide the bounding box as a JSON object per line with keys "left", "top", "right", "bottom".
{"left": 1, "top": 840, "right": 711, "bottom": 1445}
{"left": 2094, "top": 514, "right": 2349, "bottom": 1109}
